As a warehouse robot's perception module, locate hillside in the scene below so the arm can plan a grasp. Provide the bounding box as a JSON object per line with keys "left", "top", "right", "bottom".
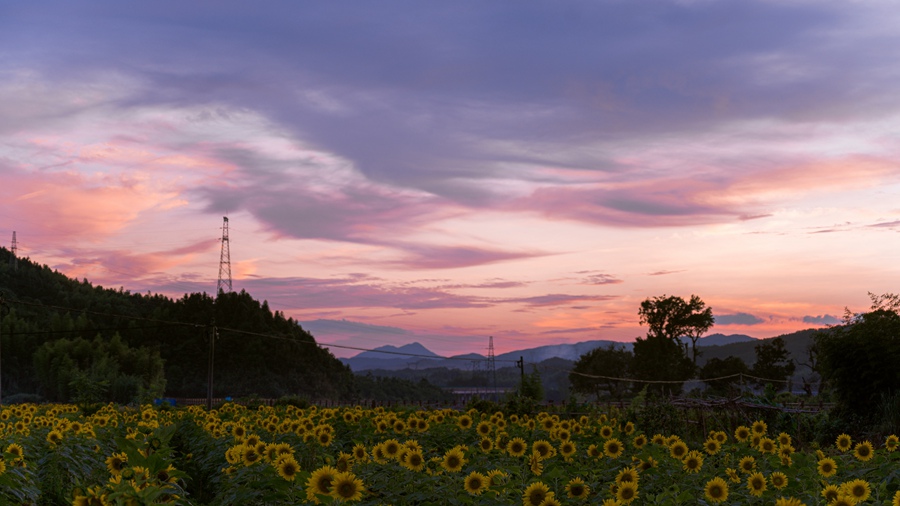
{"left": 0, "top": 247, "right": 354, "bottom": 401}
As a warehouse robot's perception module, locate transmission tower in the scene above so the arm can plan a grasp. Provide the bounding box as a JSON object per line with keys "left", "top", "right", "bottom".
{"left": 216, "top": 217, "right": 232, "bottom": 295}
{"left": 488, "top": 336, "right": 498, "bottom": 401}
{"left": 9, "top": 231, "right": 17, "bottom": 270}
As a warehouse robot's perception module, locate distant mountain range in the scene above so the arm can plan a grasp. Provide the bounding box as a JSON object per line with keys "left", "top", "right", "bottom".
{"left": 340, "top": 333, "right": 759, "bottom": 371}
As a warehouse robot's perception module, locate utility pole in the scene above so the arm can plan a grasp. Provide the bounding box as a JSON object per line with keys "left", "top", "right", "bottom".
{"left": 488, "top": 336, "right": 497, "bottom": 402}
{"left": 206, "top": 322, "right": 217, "bottom": 410}
{"left": 9, "top": 232, "right": 17, "bottom": 270}
{"left": 216, "top": 217, "right": 232, "bottom": 295}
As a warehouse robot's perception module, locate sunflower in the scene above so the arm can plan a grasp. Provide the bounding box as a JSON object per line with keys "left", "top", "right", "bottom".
{"left": 306, "top": 465, "right": 338, "bottom": 503}
{"left": 599, "top": 425, "right": 614, "bottom": 438}
{"left": 335, "top": 452, "right": 352, "bottom": 472}
{"left": 632, "top": 434, "right": 647, "bottom": 449}
{"left": 842, "top": 478, "right": 871, "bottom": 502}
{"left": 669, "top": 441, "right": 688, "bottom": 460}
{"left": 616, "top": 482, "right": 638, "bottom": 504}
{"left": 602, "top": 438, "right": 623, "bottom": 459}
{"left": 530, "top": 453, "right": 544, "bottom": 476}
{"left": 600, "top": 500, "right": 619, "bottom": 506}
{"left": 835, "top": 433, "right": 852, "bottom": 452}
{"left": 242, "top": 445, "right": 261, "bottom": 466}
{"left": 277, "top": 457, "right": 301, "bottom": 482}
{"left": 886, "top": 434, "right": 899, "bottom": 452}
{"left": 532, "top": 440, "right": 554, "bottom": 460}
{"left": 747, "top": 472, "right": 767, "bottom": 497}
{"left": 441, "top": 448, "right": 466, "bottom": 473}
{"left": 821, "top": 484, "right": 840, "bottom": 503}
{"left": 488, "top": 469, "right": 508, "bottom": 487}
{"left": 770, "top": 471, "right": 788, "bottom": 490}
{"left": 854, "top": 441, "right": 874, "bottom": 461}
{"left": 704, "top": 477, "right": 728, "bottom": 503}
{"left": 350, "top": 444, "right": 367, "bottom": 462}
{"left": 651, "top": 433, "right": 666, "bottom": 445}
{"left": 817, "top": 457, "right": 837, "bottom": 477}
{"left": 682, "top": 451, "right": 703, "bottom": 473}
{"left": 587, "top": 444, "right": 601, "bottom": 458}
{"left": 560, "top": 441, "right": 576, "bottom": 459}
{"left": 703, "top": 438, "right": 721, "bottom": 455}
{"left": 399, "top": 448, "right": 423, "bottom": 472}
{"left": 893, "top": 490, "right": 900, "bottom": 506}
{"left": 461, "top": 471, "right": 488, "bottom": 495}
{"left": 774, "top": 497, "right": 803, "bottom": 506}
{"left": 457, "top": 415, "right": 473, "bottom": 430}
{"left": 382, "top": 439, "right": 402, "bottom": 460}
{"left": 476, "top": 421, "right": 493, "bottom": 437}
{"left": 508, "top": 438, "right": 528, "bottom": 457}
{"left": 479, "top": 438, "right": 494, "bottom": 453}
{"left": 751, "top": 420, "right": 767, "bottom": 435}
{"left": 616, "top": 466, "right": 639, "bottom": 485}
{"left": 726, "top": 468, "right": 740, "bottom": 483}
{"left": 539, "top": 496, "right": 562, "bottom": 506}
{"left": 734, "top": 426, "right": 750, "bottom": 442}
{"left": 758, "top": 437, "right": 776, "bottom": 454}
{"left": 46, "top": 429, "right": 63, "bottom": 445}
{"left": 105, "top": 452, "right": 128, "bottom": 475}
{"left": 5, "top": 443, "right": 24, "bottom": 461}
{"left": 523, "top": 481, "right": 552, "bottom": 506}
{"left": 831, "top": 495, "right": 855, "bottom": 506}
{"left": 371, "top": 444, "right": 388, "bottom": 465}
{"left": 738, "top": 456, "right": 756, "bottom": 474}
{"left": 330, "top": 471, "right": 364, "bottom": 502}
{"left": 566, "top": 477, "right": 589, "bottom": 499}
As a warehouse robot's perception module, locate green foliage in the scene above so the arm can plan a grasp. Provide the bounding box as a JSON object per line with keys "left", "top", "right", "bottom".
{"left": 519, "top": 368, "right": 544, "bottom": 402}
{"left": 638, "top": 294, "right": 713, "bottom": 365}
{"left": 0, "top": 249, "right": 356, "bottom": 401}
{"left": 353, "top": 374, "right": 453, "bottom": 403}
{"left": 631, "top": 335, "right": 694, "bottom": 395}
{"left": 699, "top": 356, "right": 749, "bottom": 396}
{"left": 817, "top": 293, "right": 900, "bottom": 425}
{"left": 751, "top": 336, "right": 796, "bottom": 390}
{"left": 569, "top": 344, "right": 632, "bottom": 401}
{"left": 33, "top": 333, "right": 165, "bottom": 404}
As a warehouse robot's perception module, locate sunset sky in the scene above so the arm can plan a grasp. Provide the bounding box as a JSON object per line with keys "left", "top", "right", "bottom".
{"left": 2, "top": 1, "right": 899, "bottom": 358}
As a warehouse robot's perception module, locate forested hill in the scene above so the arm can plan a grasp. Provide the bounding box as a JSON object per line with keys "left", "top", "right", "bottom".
{"left": 0, "top": 247, "right": 354, "bottom": 402}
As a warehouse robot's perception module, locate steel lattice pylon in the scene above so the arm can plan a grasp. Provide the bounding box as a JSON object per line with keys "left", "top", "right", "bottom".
{"left": 216, "top": 217, "right": 232, "bottom": 294}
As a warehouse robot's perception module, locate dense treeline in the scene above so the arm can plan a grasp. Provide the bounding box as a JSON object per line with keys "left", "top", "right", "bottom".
{"left": 0, "top": 247, "right": 354, "bottom": 402}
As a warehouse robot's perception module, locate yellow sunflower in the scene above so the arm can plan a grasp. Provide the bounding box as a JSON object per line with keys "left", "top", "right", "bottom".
{"left": 682, "top": 451, "right": 703, "bottom": 473}
{"left": 750, "top": 420, "right": 767, "bottom": 436}
{"left": 330, "top": 471, "right": 364, "bottom": 502}
{"left": 632, "top": 434, "right": 647, "bottom": 449}
{"left": 508, "top": 438, "right": 528, "bottom": 457}
{"left": 842, "top": 478, "right": 871, "bottom": 502}
{"left": 821, "top": 484, "right": 840, "bottom": 503}
{"left": 893, "top": 490, "right": 900, "bottom": 506}
{"left": 774, "top": 497, "right": 803, "bottom": 506}
{"left": 464, "top": 471, "right": 488, "bottom": 495}
{"left": 277, "top": 457, "right": 301, "bottom": 482}
{"left": 817, "top": 457, "right": 837, "bottom": 478}
{"left": 854, "top": 441, "right": 874, "bottom": 461}
{"left": 747, "top": 472, "right": 767, "bottom": 497}
{"left": 457, "top": 415, "right": 473, "bottom": 430}
{"left": 738, "top": 456, "right": 756, "bottom": 474}
{"left": 566, "top": 477, "right": 590, "bottom": 500}
{"left": 669, "top": 441, "right": 688, "bottom": 460}
{"left": 703, "top": 438, "right": 721, "bottom": 455}
{"left": 559, "top": 441, "right": 576, "bottom": 459}
{"left": 885, "top": 434, "right": 899, "bottom": 452}
{"left": 758, "top": 437, "right": 776, "bottom": 454}
{"left": 523, "top": 481, "right": 552, "bottom": 506}
{"left": 616, "top": 482, "right": 638, "bottom": 504}
{"left": 105, "top": 452, "right": 128, "bottom": 475}
{"left": 835, "top": 433, "right": 852, "bottom": 452}
{"left": 441, "top": 448, "right": 466, "bottom": 473}
{"left": 704, "top": 477, "right": 728, "bottom": 503}
{"left": 734, "top": 426, "right": 750, "bottom": 442}
{"left": 401, "top": 448, "right": 425, "bottom": 472}
{"left": 604, "top": 438, "right": 624, "bottom": 459}
{"left": 770, "top": 471, "right": 788, "bottom": 490}
{"left": 306, "top": 465, "right": 338, "bottom": 503}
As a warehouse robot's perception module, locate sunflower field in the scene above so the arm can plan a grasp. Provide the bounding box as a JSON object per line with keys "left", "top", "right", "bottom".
{"left": 0, "top": 402, "right": 899, "bottom": 505}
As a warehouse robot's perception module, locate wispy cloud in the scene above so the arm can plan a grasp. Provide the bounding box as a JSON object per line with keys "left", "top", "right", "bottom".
{"left": 716, "top": 312, "right": 765, "bottom": 326}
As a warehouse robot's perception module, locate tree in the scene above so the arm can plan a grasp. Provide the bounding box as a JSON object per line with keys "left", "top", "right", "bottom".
{"left": 751, "top": 337, "right": 795, "bottom": 391}
{"left": 699, "top": 356, "right": 749, "bottom": 397}
{"left": 569, "top": 344, "right": 632, "bottom": 401}
{"left": 638, "top": 294, "right": 713, "bottom": 365}
{"left": 817, "top": 293, "right": 900, "bottom": 419}
{"left": 631, "top": 335, "right": 695, "bottom": 396}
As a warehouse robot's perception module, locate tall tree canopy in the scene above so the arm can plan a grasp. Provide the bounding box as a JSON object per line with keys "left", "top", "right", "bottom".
{"left": 638, "top": 294, "right": 713, "bottom": 365}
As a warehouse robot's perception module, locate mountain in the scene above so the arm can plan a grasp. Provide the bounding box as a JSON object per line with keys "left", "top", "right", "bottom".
{"left": 691, "top": 333, "right": 757, "bottom": 347}
{"left": 495, "top": 340, "right": 629, "bottom": 363}
{"left": 352, "top": 342, "right": 440, "bottom": 359}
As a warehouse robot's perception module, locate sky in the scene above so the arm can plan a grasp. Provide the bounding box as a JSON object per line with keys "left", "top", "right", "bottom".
{"left": 2, "top": 1, "right": 899, "bottom": 358}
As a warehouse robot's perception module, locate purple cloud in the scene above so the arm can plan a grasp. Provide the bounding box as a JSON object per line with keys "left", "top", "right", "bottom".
{"left": 716, "top": 313, "right": 765, "bottom": 326}
{"left": 802, "top": 314, "right": 840, "bottom": 325}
